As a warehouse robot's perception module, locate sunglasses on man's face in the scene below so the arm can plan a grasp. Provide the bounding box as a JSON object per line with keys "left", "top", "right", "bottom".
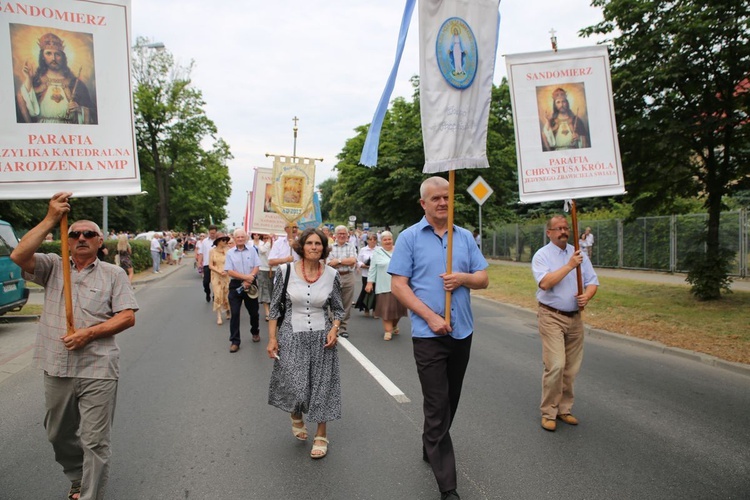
{"left": 68, "top": 230, "right": 100, "bottom": 239}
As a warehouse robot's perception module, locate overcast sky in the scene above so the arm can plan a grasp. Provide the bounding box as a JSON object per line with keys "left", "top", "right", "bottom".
{"left": 130, "top": 0, "right": 607, "bottom": 228}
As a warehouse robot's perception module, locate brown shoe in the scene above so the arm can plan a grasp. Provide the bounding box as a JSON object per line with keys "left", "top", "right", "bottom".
{"left": 557, "top": 413, "right": 579, "bottom": 425}
{"left": 229, "top": 344, "right": 239, "bottom": 353}
{"left": 541, "top": 417, "right": 556, "bottom": 431}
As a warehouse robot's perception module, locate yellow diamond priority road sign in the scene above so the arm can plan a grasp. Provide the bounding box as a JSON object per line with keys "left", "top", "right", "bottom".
{"left": 467, "top": 176, "right": 493, "bottom": 206}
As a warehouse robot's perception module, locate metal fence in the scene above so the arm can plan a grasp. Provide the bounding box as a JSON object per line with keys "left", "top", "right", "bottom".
{"left": 482, "top": 209, "right": 749, "bottom": 277}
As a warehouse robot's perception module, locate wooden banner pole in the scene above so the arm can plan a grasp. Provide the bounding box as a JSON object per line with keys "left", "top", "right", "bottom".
{"left": 569, "top": 199, "right": 584, "bottom": 297}
{"left": 59, "top": 214, "right": 76, "bottom": 336}
{"left": 445, "top": 170, "right": 455, "bottom": 325}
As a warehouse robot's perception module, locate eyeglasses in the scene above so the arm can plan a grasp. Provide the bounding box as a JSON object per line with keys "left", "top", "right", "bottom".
{"left": 68, "top": 230, "right": 99, "bottom": 239}
{"left": 549, "top": 227, "right": 570, "bottom": 232}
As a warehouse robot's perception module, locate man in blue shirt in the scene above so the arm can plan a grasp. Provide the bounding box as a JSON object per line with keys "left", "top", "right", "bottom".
{"left": 224, "top": 229, "right": 261, "bottom": 352}
{"left": 389, "top": 176, "right": 488, "bottom": 500}
{"left": 532, "top": 215, "right": 598, "bottom": 431}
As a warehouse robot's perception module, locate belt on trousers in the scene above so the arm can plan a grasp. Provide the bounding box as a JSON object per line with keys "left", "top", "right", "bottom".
{"left": 538, "top": 302, "right": 579, "bottom": 317}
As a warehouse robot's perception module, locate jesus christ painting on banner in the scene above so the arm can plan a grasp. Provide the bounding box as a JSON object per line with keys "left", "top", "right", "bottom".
{"left": 537, "top": 83, "right": 591, "bottom": 152}
{"left": 10, "top": 24, "right": 98, "bottom": 125}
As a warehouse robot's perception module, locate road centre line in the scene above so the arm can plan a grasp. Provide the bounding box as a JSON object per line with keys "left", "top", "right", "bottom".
{"left": 338, "top": 338, "right": 410, "bottom": 403}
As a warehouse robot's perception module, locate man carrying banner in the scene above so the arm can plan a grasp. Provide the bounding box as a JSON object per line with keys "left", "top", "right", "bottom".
{"left": 17, "top": 32, "right": 96, "bottom": 125}
{"left": 11, "top": 192, "right": 138, "bottom": 500}
{"left": 389, "top": 177, "right": 488, "bottom": 500}
{"left": 532, "top": 215, "right": 598, "bottom": 431}
{"left": 268, "top": 222, "right": 300, "bottom": 270}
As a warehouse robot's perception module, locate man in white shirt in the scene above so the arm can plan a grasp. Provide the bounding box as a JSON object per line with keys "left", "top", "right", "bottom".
{"left": 267, "top": 223, "right": 300, "bottom": 270}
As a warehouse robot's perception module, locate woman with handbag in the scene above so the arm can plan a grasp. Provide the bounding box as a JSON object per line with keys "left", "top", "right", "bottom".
{"left": 365, "top": 231, "right": 407, "bottom": 340}
{"left": 354, "top": 233, "right": 378, "bottom": 316}
{"left": 266, "top": 228, "right": 345, "bottom": 459}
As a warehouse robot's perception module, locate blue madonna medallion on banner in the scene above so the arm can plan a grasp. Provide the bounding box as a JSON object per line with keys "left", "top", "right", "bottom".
{"left": 436, "top": 17, "right": 477, "bottom": 90}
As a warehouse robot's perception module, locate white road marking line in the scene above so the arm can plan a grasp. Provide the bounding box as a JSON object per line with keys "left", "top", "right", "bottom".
{"left": 338, "top": 338, "right": 410, "bottom": 403}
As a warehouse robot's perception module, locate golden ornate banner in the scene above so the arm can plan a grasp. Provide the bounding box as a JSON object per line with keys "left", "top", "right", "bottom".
{"left": 269, "top": 155, "right": 316, "bottom": 225}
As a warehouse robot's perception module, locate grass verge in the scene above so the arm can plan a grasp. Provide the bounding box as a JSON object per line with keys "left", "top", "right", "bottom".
{"left": 476, "top": 263, "right": 750, "bottom": 365}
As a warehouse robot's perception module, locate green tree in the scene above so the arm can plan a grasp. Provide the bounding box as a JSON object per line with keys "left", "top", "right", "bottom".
{"left": 582, "top": 0, "right": 750, "bottom": 299}
{"left": 132, "top": 38, "right": 231, "bottom": 231}
{"left": 317, "top": 177, "right": 336, "bottom": 222}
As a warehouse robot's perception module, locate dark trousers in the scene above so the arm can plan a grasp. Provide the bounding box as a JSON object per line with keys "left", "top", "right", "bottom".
{"left": 413, "top": 334, "right": 472, "bottom": 493}
{"left": 228, "top": 284, "right": 260, "bottom": 346}
{"left": 202, "top": 266, "right": 211, "bottom": 296}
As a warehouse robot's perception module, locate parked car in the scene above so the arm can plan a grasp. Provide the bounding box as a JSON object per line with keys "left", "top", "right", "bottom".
{"left": 134, "top": 231, "right": 159, "bottom": 241}
{"left": 0, "top": 220, "right": 29, "bottom": 316}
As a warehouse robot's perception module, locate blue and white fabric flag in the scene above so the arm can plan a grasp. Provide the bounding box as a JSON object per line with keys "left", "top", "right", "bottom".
{"left": 360, "top": 0, "right": 500, "bottom": 173}
{"left": 360, "top": 0, "right": 416, "bottom": 167}
{"left": 420, "top": 0, "right": 500, "bottom": 172}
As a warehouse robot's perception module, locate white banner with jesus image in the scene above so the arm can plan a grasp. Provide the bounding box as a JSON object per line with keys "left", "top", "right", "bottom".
{"left": 506, "top": 46, "right": 624, "bottom": 203}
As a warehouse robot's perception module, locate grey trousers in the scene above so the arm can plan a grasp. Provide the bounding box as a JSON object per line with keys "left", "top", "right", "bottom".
{"left": 338, "top": 271, "right": 356, "bottom": 333}
{"left": 44, "top": 373, "right": 118, "bottom": 500}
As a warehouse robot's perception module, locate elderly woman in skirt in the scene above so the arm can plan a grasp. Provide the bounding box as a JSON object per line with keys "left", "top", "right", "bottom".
{"left": 365, "top": 231, "right": 407, "bottom": 340}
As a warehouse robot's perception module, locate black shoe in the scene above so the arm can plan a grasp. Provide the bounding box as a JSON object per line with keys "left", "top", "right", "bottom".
{"left": 205, "top": 293, "right": 211, "bottom": 302}
{"left": 339, "top": 331, "right": 349, "bottom": 338}
{"left": 441, "top": 490, "right": 460, "bottom": 500}
{"left": 422, "top": 446, "right": 429, "bottom": 463}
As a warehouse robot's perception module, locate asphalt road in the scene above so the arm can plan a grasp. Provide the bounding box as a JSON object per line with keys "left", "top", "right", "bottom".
{"left": 1, "top": 265, "right": 749, "bottom": 499}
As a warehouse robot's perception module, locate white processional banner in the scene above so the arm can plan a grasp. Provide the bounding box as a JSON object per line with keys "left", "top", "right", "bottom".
{"left": 506, "top": 46, "right": 624, "bottom": 203}
{"left": 0, "top": 0, "right": 140, "bottom": 199}
{"left": 420, "top": 0, "right": 500, "bottom": 173}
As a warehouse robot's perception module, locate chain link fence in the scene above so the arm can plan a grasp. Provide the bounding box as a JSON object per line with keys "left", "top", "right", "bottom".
{"left": 481, "top": 209, "right": 749, "bottom": 277}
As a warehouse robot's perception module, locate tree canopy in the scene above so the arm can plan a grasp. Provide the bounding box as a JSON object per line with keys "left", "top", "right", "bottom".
{"left": 132, "top": 38, "right": 232, "bottom": 232}
{"left": 581, "top": 0, "right": 749, "bottom": 298}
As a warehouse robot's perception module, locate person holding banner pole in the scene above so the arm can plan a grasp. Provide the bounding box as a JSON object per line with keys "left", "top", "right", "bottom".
{"left": 268, "top": 223, "right": 300, "bottom": 270}
{"left": 532, "top": 215, "right": 598, "bottom": 432}
{"left": 389, "top": 177, "right": 488, "bottom": 500}
{"left": 10, "top": 192, "right": 138, "bottom": 500}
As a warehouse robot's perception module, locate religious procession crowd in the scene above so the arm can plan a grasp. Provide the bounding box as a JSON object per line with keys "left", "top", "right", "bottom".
{"left": 11, "top": 178, "right": 598, "bottom": 500}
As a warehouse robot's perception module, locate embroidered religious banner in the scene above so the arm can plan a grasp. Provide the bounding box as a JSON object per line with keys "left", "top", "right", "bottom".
{"left": 270, "top": 155, "right": 316, "bottom": 224}
{"left": 247, "top": 167, "right": 319, "bottom": 235}
{"left": 360, "top": 0, "right": 501, "bottom": 173}
{"left": 0, "top": 0, "right": 140, "bottom": 199}
{"left": 506, "top": 46, "right": 625, "bottom": 203}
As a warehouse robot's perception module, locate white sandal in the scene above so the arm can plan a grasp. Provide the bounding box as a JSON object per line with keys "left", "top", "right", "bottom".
{"left": 291, "top": 416, "right": 308, "bottom": 441}
{"left": 384, "top": 331, "right": 392, "bottom": 341}
{"left": 310, "top": 436, "right": 329, "bottom": 459}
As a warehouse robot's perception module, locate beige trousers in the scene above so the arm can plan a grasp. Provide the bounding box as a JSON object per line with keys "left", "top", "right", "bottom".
{"left": 537, "top": 307, "right": 584, "bottom": 419}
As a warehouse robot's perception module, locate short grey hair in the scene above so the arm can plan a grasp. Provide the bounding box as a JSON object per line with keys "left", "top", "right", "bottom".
{"left": 380, "top": 230, "right": 393, "bottom": 240}
{"left": 420, "top": 176, "right": 449, "bottom": 200}
{"left": 233, "top": 228, "right": 247, "bottom": 238}
{"left": 334, "top": 225, "right": 348, "bottom": 234}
